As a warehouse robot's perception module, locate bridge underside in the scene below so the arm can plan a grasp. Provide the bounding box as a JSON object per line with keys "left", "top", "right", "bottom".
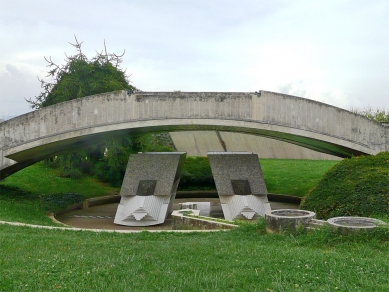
{"left": 0, "top": 121, "right": 366, "bottom": 180}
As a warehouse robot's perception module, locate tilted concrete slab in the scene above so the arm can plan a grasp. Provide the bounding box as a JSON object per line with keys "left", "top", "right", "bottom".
{"left": 114, "top": 152, "right": 186, "bottom": 226}
{"left": 1, "top": 91, "right": 388, "bottom": 179}
{"left": 220, "top": 132, "right": 341, "bottom": 160}
{"left": 170, "top": 130, "right": 340, "bottom": 159}
{"left": 169, "top": 131, "right": 225, "bottom": 156}
{"left": 208, "top": 152, "right": 271, "bottom": 220}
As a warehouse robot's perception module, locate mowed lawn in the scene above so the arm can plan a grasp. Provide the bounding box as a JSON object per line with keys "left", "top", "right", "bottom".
{"left": 1, "top": 158, "right": 389, "bottom": 291}
{"left": 260, "top": 159, "right": 339, "bottom": 196}
{"left": 0, "top": 163, "right": 120, "bottom": 226}
{"left": 0, "top": 163, "right": 120, "bottom": 199}
{"left": 0, "top": 223, "right": 388, "bottom": 291}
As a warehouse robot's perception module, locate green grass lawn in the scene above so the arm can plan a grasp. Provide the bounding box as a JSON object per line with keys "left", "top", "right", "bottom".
{"left": 260, "top": 159, "right": 338, "bottom": 196}
{"left": 0, "top": 163, "right": 119, "bottom": 226}
{"left": 1, "top": 158, "right": 389, "bottom": 291}
{"left": 0, "top": 163, "right": 119, "bottom": 199}
{"left": 0, "top": 222, "right": 388, "bottom": 291}
{"left": 0, "top": 159, "right": 338, "bottom": 225}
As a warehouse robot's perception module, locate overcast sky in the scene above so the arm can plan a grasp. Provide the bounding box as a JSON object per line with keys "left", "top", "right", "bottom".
{"left": 1, "top": 0, "right": 388, "bottom": 119}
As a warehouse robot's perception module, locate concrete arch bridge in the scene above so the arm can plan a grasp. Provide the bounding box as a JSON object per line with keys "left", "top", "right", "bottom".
{"left": 1, "top": 90, "right": 388, "bottom": 180}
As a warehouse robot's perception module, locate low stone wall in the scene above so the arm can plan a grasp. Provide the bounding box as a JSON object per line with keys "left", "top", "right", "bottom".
{"left": 83, "top": 195, "right": 121, "bottom": 208}
{"left": 171, "top": 210, "right": 238, "bottom": 230}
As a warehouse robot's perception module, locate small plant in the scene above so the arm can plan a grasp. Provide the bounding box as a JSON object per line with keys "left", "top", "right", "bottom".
{"left": 351, "top": 107, "right": 389, "bottom": 122}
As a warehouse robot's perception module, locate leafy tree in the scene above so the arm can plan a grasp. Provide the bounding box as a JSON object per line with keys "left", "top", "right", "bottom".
{"left": 26, "top": 36, "right": 137, "bottom": 109}
{"left": 26, "top": 37, "right": 146, "bottom": 185}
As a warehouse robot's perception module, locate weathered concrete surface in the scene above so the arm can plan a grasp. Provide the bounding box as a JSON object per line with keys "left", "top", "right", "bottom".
{"left": 208, "top": 152, "right": 271, "bottom": 220}
{"left": 1, "top": 90, "right": 388, "bottom": 179}
{"left": 171, "top": 130, "right": 340, "bottom": 159}
{"left": 171, "top": 210, "right": 238, "bottom": 230}
{"left": 114, "top": 152, "right": 186, "bottom": 226}
{"left": 265, "top": 209, "right": 316, "bottom": 233}
{"left": 327, "top": 216, "right": 386, "bottom": 234}
{"left": 170, "top": 131, "right": 225, "bottom": 155}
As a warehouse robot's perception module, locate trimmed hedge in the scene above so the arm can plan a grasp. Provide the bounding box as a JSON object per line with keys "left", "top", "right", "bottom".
{"left": 300, "top": 152, "right": 389, "bottom": 219}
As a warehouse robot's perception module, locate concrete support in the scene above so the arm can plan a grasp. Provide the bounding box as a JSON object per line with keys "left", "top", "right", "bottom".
{"left": 207, "top": 152, "right": 271, "bottom": 220}
{"left": 114, "top": 152, "right": 186, "bottom": 226}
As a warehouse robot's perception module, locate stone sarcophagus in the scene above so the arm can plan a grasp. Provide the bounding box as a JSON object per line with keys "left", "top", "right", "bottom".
{"left": 207, "top": 152, "right": 271, "bottom": 221}
{"left": 114, "top": 152, "right": 186, "bottom": 226}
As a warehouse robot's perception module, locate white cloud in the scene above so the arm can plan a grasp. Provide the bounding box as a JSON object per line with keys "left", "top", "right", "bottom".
{"left": 0, "top": 64, "right": 39, "bottom": 117}
{"left": 0, "top": 0, "right": 388, "bottom": 116}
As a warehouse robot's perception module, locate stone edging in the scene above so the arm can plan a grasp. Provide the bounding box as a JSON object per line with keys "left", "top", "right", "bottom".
{"left": 0, "top": 220, "right": 226, "bottom": 233}
{"left": 171, "top": 210, "right": 238, "bottom": 230}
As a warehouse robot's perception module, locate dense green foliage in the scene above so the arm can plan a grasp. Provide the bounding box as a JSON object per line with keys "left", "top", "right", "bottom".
{"left": 25, "top": 38, "right": 176, "bottom": 185}
{"left": 1, "top": 222, "right": 389, "bottom": 291}
{"left": 179, "top": 157, "right": 215, "bottom": 190}
{"left": 40, "top": 193, "right": 85, "bottom": 213}
{"left": 26, "top": 37, "right": 135, "bottom": 109}
{"left": 301, "top": 152, "right": 389, "bottom": 219}
{"left": 25, "top": 38, "right": 139, "bottom": 184}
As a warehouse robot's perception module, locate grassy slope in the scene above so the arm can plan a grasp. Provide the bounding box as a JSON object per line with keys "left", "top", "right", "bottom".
{"left": 0, "top": 223, "right": 388, "bottom": 291}
{"left": 0, "top": 163, "right": 119, "bottom": 199}
{"left": 301, "top": 153, "right": 389, "bottom": 219}
{"left": 0, "top": 163, "right": 119, "bottom": 225}
{"left": 260, "top": 159, "right": 338, "bottom": 196}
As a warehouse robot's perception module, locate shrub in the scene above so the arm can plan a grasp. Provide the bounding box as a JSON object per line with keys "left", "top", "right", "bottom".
{"left": 60, "top": 167, "right": 83, "bottom": 179}
{"left": 300, "top": 152, "right": 389, "bottom": 219}
{"left": 41, "top": 193, "right": 85, "bottom": 213}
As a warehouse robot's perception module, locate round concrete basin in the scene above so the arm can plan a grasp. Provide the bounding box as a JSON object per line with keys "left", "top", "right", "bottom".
{"left": 327, "top": 217, "right": 386, "bottom": 233}
{"left": 265, "top": 209, "right": 316, "bottom": 233}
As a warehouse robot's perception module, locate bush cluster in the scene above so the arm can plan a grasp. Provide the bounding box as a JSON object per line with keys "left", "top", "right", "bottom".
{"left": 300, "top": 152, "right": 389, "bottom": 219}
{"left": 40, "top": 193, "right": 85, "bottom": 213}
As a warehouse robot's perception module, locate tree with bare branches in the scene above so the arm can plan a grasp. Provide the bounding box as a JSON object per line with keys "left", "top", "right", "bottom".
{"left": 26, "top": 37, "right": 142, "bottom": 184}
{"left": 26, "top": 36, "right": 137, "bottom": 109}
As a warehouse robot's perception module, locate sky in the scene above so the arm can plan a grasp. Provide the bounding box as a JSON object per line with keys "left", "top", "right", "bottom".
{"left": 1, "top": 0, "right": 388, "bottom": 119}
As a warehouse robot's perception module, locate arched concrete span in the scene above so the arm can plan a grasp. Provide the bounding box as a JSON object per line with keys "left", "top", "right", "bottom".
{"left": 1, "top": 90, "right": 388, "bottom": 179}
